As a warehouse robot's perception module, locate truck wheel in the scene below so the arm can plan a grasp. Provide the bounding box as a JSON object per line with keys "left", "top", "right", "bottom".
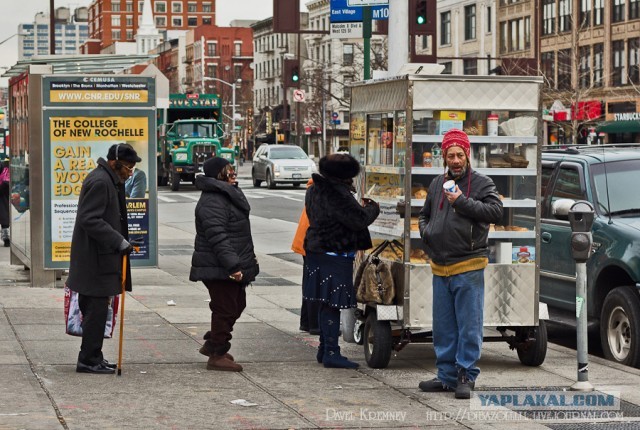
{"left": 363, "top": 311, "right": 392, "bottom": 368}
{"left": 168, "top": 165, "right": 180, "bottom": 191}
{"left": 516, "top": 320, "right": 548, "bottom": 366}
{"left": 266, "top": 171, "right": 276, "bottom": 189}
{"left": 600, "top": 287, "right": 640, "bottom": 367}
{"left": 252, "top": 170, "right": 262, "bottom": 188}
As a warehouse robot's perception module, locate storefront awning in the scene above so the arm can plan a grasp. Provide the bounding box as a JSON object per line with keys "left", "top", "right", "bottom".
{"left": 597, "top": 120, "right": 640, "bottom": 133}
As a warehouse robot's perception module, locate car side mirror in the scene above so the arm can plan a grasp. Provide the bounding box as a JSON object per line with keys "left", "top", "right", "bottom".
{"left": 259, "top": 154, "right": 267, "bottom": 160}
{"left": 552, "top": 198, "right": 576, "bottom": 221}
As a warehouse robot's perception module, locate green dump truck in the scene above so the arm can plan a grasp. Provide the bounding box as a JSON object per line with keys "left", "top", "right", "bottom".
{"left": 158, "top": 94, "right": 236, "bottom": 191}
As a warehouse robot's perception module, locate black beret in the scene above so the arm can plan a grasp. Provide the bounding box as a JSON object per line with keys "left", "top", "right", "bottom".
{"left": 203, "top": 157, "right": 230, "bottom": 179}
{"left": 107, "top": 143, "right": 142, "bottom": 163}
{"left": 319, "top": 153, "right": 360, "bottom": 179}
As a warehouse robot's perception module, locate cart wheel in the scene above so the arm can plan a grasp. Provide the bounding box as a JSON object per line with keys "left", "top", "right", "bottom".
{"left": 363, "top": 311, "right": 392, "bottom": 368}
{"left": 516, "top": 320, "right": 548, "bottom": 367}
{"left": 354, "top": 319, "right": 364, "bottom": 345}
{"left": 341, "top": 308, "right": 357, "bottom": 343}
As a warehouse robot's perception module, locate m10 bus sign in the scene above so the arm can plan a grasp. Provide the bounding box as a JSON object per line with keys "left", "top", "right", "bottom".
{"left": 330, "top": 0, "right": 388, "bottom": 22}
{"left": 348, "top": 0, "right": 389, "bottom": 5}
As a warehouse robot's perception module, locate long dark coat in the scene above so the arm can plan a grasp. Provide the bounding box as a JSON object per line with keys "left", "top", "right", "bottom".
{"left": 67, "top": 158, "right": 132, "bottom": 296}
{"left": 304, "top": 173, "right": 380, "bottom": 253}
{"left": 189, "top": 175, "right": 259, "bottom": 285}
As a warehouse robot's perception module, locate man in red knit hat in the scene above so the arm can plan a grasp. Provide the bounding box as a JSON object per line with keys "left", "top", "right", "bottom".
{"left": 417, "top": 128, "right": 503, "bottom": 399}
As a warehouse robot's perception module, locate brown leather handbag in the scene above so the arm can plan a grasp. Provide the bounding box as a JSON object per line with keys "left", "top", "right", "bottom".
{"left": 355, "top": 240, "right": 400, "bottom": 305}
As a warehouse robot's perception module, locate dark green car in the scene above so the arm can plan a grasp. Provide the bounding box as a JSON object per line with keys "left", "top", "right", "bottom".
{"left": 541, "top": 145, "right": 640, "bottom": 368}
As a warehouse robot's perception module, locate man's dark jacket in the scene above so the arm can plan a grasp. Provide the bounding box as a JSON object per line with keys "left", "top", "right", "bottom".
{"left": 304, "top": 173, "right": 380, "bottom": 253}
{"left": 418, "top": 169, "right": 503, "bottom": 265}
{"left": 189, "top": 175, "right": 259, "bottom": 284}
{"left": 67, "top": 158, "right": 132, "bottom": 296}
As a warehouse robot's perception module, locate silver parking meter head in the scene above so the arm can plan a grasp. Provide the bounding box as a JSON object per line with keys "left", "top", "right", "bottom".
{"left": 568, "top": 201, "right": 595, "bottom": 233}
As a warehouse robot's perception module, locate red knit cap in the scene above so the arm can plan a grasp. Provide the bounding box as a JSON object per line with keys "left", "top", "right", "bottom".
{"left": 441, "top": 129, "right": 471, "bottom": 159}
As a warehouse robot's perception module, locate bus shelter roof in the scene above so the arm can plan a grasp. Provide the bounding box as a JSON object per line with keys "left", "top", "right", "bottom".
{"left": 1, "top": 54, "right": 156, "bottom": 78}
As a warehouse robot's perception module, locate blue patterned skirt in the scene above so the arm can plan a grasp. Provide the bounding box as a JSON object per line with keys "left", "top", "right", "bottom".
{"left": 302, "top": 251, "right": 356, "bottom": 309}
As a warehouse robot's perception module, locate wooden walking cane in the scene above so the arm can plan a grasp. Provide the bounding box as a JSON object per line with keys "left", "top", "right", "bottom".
{"left": 117, "top": 253, "right": 127, "bottom": 376}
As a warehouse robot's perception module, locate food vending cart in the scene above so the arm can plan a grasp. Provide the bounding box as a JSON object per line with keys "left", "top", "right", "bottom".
{"left": 344, "top": 74, "right": 548, "bottom": 368}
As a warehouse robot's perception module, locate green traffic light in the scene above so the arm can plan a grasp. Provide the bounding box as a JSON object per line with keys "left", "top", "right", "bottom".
{"left": 417, "top": 16, "right": 425, "bottom": 25}
{"left": 292, "top": 75, "right": 299, "bottom": 82}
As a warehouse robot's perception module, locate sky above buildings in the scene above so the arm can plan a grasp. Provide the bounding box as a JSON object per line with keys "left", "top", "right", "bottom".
{"left": 0, "top": 0, "right": 300, "bottom": 86}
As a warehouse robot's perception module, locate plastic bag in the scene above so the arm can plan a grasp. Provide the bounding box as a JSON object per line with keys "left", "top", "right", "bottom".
{"left": 64, "top": 284, "right": 119, "bottom": 338}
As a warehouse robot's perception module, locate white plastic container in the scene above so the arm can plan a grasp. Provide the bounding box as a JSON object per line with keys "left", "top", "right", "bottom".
{"left": 487, "top": 114, "right": 499, "bottom": 136}
{"left": 443, "top": 180, "right": 456, "bottom": 193}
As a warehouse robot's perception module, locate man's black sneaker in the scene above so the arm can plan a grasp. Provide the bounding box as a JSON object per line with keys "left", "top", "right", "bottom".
{"left": 418, "top": 378, "right": 454, "bottom": 392}
{"left": 101, "top": 360, "right": 117, "bottom": 370}
{"left": 76, "top": 361, "right": 116, "bottom": 374}
{"left": 455, "top": 370, "right": 474, "bottom": 399}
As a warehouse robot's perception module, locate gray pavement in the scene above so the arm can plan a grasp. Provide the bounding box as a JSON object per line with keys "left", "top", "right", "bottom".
{"left": 2, "top": 227, "right": 640, "bottom": 429}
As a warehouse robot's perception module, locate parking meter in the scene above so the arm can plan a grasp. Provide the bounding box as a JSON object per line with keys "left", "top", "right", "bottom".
{"left": 568, "top": 201, "right": 595, "bottom": 262}
{"left": 568, "top": 200, "right": 595, "bottom": 392}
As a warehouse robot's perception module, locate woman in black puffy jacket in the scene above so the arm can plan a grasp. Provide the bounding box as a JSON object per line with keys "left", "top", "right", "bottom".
{"left": 190, "top": 157, "right": 259, "bottom": 372}
{"left": 304, "top": 154, "right": 379, "bottom": 368}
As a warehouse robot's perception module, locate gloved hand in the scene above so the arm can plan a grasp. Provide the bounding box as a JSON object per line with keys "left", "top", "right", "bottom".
{"left": 119, "top": 239, "right": 134, "bottom": 255}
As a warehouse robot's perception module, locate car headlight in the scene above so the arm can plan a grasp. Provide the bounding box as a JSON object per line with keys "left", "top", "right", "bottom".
{"left": 273, "top": 163, "right": 280, "bottom": 172}
{"left": 310, "top": 162, "right": 317, "bottom": 172}
{"left": 175, "top": 153, "right": 188, "bottom": 161}
{"left": 221, "top": 153, "right": 233, "bottom": 160}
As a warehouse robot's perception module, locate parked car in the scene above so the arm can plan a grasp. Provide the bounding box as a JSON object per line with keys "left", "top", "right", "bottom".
{"left": 251, "top": 144, "right": 316, "bottom": 189}
{"left": 540, "top": 144, "right": 640, "bottom": 367}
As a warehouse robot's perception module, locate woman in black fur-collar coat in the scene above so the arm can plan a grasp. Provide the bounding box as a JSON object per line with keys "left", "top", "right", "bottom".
{"left": 303, "top": 153, "right": 380, "bottom": 368}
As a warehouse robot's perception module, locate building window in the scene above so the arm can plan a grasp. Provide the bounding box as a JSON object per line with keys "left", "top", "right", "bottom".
{"left": 487, "top": 7, "right": 492, "bottom": 33}
{"left": 234, "top": 42, "right": 241, "bottom": 56}
{"left": 207, "top": 42, "right": 216, "bottom": 56}
{"left": 112, "top": 2, "right": 121, "bottom": 12}
{"left": 612, "top": 40, "right": 626, "bottom": 86}
{"left": 112, "top": 29, "right": 121, "bottom": 41}
{"left": 138, "top": 1, "right": 144, "bottom": 11}
{"left": 542, "top": 0, "right": 556, "bottom": 34}
{"left": 559, "top": 0, "right": 572, "bottom": 32}
{"left": 343, "top": 43, "right": 354, "bottom": 65}
{"left": 593, "top": 43, "right": 603, "bottom": 86}
{"left": 126, "top": 30, "right": 133, "bottom": 39}
{"left": 188, "top": 17, "right": 197, "bottom": 26}
{"left": 234, "top": 65, "right": 242, "bottom": 79}
{"left": 613, "top": 0, "right": 625, "bottom": 22}
{"left": 525, "top": 16, "right": 531, "bottom": 49}
{"left": 580, "top": 0, "right": 592, "bottom": 27}
{"left": 207, "top": 64, "right": 217, "bottom": 78}
{"left": 172, "top": 2, "right": 182, "bottom": 13}
{"left": 155, "top": 16, "right": 166, "bottom": 27}
{"left": 126, "top": 15, "right": 133, "bottom": 26}
{"left": 541, "top": 51, "right": 555, "bottom": 88}
{"left": 343, "top": 75, "right": 354, "bottom": 98}
{"left": 203, "top": 17, "right": 211, "bottom": 25}
{"left": 188, "top": 2, "right": 197, "bottom": 12}
{"left": 594, "top": 0, "right": 604, "bottom": 25}
{"left": 343, "top": 112, "right": 350, "bottom": 124}
{"left": 155, "top": 1, "right": 166, "bottom": 13}
{"left": 464, "top": 5, "right": 476, "bottom": 40}
{"left": 463, "top": 58, "right": 477, "bottom": 75}
{"left": 558, "top": 48, "right": 571, "bottom": 89}
{"left": 126, "top": 1, "right": 133, "bottom": 12}
{"left": 500, "top": 21, "right": 508, "bottom": 53}
{"left": 441, "top": 11, "right": 451, "bottom": 45}
{"left": 203, "top": 3, "right": 212, "bottom": 12}
{"left": 112, "top": 16, "right": 121, "bottom": 27}
{"left": 629, "top": 38, "right": 640, "bottom": 84}
{"left": 579, "top": 46, "right": 591, "bottom": 88}
{"left": 172, "top": 16, "right": 183, "bottom": 26}
{"left": 632, "top": 0, "right": 640, "bottom": 19}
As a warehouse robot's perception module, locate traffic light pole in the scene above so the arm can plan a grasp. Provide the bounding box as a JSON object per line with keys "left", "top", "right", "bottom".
{"left": 297, "top": 31, "right": 302, "bottom": 147}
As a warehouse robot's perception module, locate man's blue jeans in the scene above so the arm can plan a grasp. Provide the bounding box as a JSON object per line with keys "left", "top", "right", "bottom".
{"left": 432, "top": 269, "right": 484, "bottom": 388}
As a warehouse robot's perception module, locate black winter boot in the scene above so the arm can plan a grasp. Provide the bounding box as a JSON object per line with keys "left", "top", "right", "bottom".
{"left": 320, "top": 306, "right": 358, "bottom": 369}
{"left": 455, "top": 368, "right": 473, "bottom": 399}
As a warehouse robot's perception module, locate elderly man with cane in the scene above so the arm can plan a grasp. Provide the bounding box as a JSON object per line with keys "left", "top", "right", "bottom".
{"left": 67, "top": 143, "right": 140, "bottom": 374}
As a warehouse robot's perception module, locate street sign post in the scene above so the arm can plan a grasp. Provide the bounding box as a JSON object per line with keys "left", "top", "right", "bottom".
{"left": 330, "top": 0, "right": 388, "bottom": 23}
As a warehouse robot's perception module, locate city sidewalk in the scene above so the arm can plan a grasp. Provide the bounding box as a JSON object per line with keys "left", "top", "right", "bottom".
{"left": 2, "top": 238, "right": 640, "bottom": 429}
